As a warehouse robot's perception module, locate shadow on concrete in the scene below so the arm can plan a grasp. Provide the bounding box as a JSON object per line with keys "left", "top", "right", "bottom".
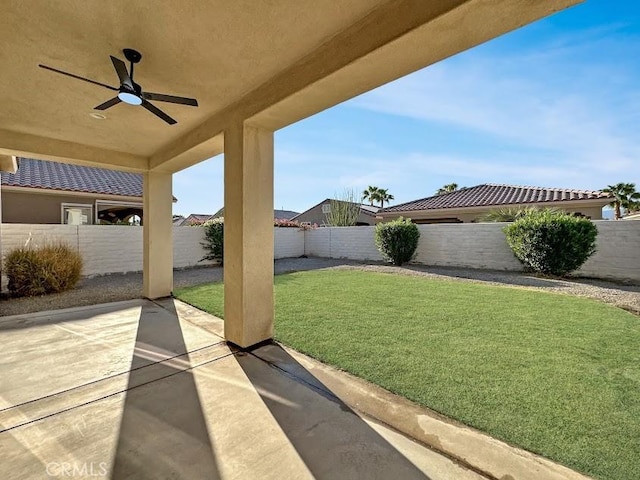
{"left": 111, "top": 300, "right": 221, "bottom": 479}
{"left": 236, "top": 342, "right": 430, "bottom": 480}
{"left": 0, "top": 300, "right": 144, "bottom": 330}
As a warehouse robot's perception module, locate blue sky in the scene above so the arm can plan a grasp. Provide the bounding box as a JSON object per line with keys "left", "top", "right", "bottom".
{"left": 173, "top": 1, "right": 640, "bottom": 216}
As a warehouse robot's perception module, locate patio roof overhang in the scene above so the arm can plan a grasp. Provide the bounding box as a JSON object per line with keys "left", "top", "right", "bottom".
{"left": 0, "top": 0, "right": 582, "bottom": 347}
{"left": 0, "top": 155, "right": 17, "bottom": 174}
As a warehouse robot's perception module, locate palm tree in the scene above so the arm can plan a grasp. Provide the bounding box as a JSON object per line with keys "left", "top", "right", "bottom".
{"left": 602, "top": 183, "right": 640, "bottom": 220}
{"left": 436, "top": 183, "right": 460, "bottom": 195}
{"left": 376, "top": 188, "right": 394, "bottom": 208}
{"left": 362, "top": 186, "right": 379, "bottom": 206}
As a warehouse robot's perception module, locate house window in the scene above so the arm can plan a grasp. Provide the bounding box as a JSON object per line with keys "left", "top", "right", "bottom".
{"left": 321, "top": 204, "right": 331, "bottom": 214}
{"left": 61, "top": 204, "right": 92, "bottom": 225}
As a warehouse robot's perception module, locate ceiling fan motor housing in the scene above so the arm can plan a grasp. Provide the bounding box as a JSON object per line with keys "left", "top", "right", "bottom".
{"left": 123, "top": 48, "right": 142, "bottom": 64}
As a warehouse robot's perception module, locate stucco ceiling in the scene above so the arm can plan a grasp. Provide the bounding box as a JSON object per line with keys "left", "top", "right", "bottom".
{"left": 0, "top": 0, "right": 581, "bottom": 173}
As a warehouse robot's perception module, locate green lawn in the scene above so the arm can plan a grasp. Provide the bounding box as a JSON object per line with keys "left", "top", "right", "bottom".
{"left": 176, "top": 270, "right": 640, "bottom": 480}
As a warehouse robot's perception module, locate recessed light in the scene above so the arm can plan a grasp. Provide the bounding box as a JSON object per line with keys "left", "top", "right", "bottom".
{"left": 90, "top": 112, "right": 107, "bottom": 120}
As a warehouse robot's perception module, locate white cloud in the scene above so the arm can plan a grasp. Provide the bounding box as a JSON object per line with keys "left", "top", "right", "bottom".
{"left": 351, "top": 29, "right": 640, "bottom": 180}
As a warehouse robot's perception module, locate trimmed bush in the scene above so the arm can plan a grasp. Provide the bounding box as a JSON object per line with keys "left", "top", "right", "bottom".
{"left": 4, "top": 242, "right": 83, "bottom": 297}
{"left": 503, "top": 210, "right": 597, "bottom": 276}
{"left": 201, "top": 217, "right": 224, "bottom": 264}
{"left": 375, "top": 217, "right": 420, "bottom": 266}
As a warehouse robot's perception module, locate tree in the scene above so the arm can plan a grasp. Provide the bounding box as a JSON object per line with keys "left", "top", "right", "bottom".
{"left": 325, "top": 189, "right": 361, "bottom": 226}
{"left": 362, "top": 186, "right": 380, "bottom": 206}
{"left": 602, "top": 183, "right": 640, "bottom": 220}
{"left": 374, "top": 188, "right": 394, "bottom": 208}
{"left": 201, "top": 218, "right": 224, "bottom": 264}
{"left": 362, "top": 186, "right": 394, "bottom": 208}
{"left": 478, "top": 206, "right": 561, "bottom": 223}
{"left": 436, "top": 183, "right": 460, "bottom": 195}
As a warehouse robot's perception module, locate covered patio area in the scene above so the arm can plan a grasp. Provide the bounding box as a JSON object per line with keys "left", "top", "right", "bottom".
{"left": 1, "top": 1, "right": 586, "bottom": 477}
{"left": 0, "top": 300, "right": 588, "bottom": 479}
{"left": 0, "top": 0, "right": 580, "bottom": 348}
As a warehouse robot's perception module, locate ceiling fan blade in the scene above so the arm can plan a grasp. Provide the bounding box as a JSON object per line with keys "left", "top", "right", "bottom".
{"left": 94, "top": 97, "right": 121, "bottom": 110}
{"left": 141, "top": 99, "right": 177, "bottom": 125}
{"left": 39, "top": 64, "right": 118, "bottom": 91}
{"left": 110, "top": 56, "right": 133, "bottom": 88}
{"left": 142, "top": 92, "right": 198, "bottom": 106}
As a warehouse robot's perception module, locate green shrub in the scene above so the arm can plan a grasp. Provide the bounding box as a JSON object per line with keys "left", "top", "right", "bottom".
{"left": 503, "top": 210, "right": 597, "bottom": 276}
{"left": 4, "top": 242, "right": 83, "bottom": 297}
{"left": 375, "top": 217, "right": 420, "bottom": 266}
{"left": 478, "top": 206, "right": 561, "bottom": 222}
{"left": 201, "top": 217, "right": 224, "bottom": 264}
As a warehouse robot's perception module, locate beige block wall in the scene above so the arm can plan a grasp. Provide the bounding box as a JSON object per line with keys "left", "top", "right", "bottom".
{"left": 304, "top": 221, "right": 640, "bottom": 283}
{"left": 1, "top": 221, "right": 637, "bottom": 284}
{"left": 0, "top": 225, "right": 305, "bottom": 279}
{"left": 579, "top": 221, "right": 640, "bottom": 281}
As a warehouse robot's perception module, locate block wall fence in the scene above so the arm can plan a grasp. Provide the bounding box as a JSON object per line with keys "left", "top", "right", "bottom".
{"left": 303, "top": 222, "right": 640, "bottom": 283}
{"left": 0, "top": 221, "right": 638, "bottom": 283}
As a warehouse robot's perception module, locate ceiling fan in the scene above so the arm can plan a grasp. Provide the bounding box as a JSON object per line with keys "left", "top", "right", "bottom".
{"left": 39, "top": 49, "right": 198, "bottom": 125}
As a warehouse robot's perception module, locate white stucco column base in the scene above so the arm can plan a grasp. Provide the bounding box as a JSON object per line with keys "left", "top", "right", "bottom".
{"left": 143, "top": 171, "right": 173, "bottom": 299}
{"left": 223, "top": 122, "right": 274, "bottom": 348}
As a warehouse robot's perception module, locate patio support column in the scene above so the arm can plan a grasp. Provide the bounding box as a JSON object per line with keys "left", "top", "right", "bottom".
{"left": 223, "top": 121, "right": 274, "bottom": 348}
{"left": 143, "top": 171, "right": 173, "bottom": 299}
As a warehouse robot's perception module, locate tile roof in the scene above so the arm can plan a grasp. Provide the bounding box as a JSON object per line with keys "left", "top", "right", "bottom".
{"left": 212, "top": 208, "right": 300, "bottom": 220}
{"left": 380, "top": 184, "right": 612, "bottom": 213}
{"left": 184, "top": 214, "right": 215, "bottom": 224}
{"left": 1, "top": 158, "right": 142, "bottom": 197}
{"left": 274, "top": 209, "right": 300, "bottom": 220}
{"left": 360, "top": 204, "right": 381, "bottom": 215}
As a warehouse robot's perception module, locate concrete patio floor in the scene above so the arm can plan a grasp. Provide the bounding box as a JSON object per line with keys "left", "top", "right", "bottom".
{"left": 0, "top": 299, "right": 590, "bottom": 480}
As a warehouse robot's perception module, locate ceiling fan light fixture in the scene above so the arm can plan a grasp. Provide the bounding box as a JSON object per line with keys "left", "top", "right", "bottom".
{"left": 39, "top": 49, "right": 198, "bottom": 124}
{"left": 118, "top": 91, "right": 142, "bottom": 105}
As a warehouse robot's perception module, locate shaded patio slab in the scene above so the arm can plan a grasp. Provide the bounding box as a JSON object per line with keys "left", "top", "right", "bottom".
{"left": 0, "top": 298, "right": 592, "bottom": 480}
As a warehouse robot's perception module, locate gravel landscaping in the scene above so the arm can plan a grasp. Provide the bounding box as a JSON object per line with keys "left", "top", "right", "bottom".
{"left": 1, "top": 257, "right": 638, "bottom": 317}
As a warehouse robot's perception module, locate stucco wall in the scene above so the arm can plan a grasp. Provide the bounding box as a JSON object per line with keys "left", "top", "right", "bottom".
{"left": 3, "top": 191, "right": 98, "bottom": 224}
{"left": 1, "top": 190, "right": 142, "bottom": 224}
{"left": 294, "top": 200, "right": 377, "bottom": 226}
{"left": 382, "top": 204, "right": 605, "bottom": 224}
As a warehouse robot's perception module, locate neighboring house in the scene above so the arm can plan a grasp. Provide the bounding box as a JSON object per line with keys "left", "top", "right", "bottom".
{"left": 178, "top": 209, "right": 300, "bottom": 226}
{"left": 623, "top": 212, "right": 640, "bottom": 221}
{"left": 0, "top": 158, "right": 175, "bottom": 225}
{"left": 182, "top": 214, "right": 215, "bottom": 225}
{"left": 173, "top": 215, "right": 186, "bottom": 226}
{"left": 378, "top": 184, "right": 612, "bottom": 224}
{"left": 292, "top": 199, "right": 379, "bottom": 226}
{"left": 211, "top": 208, "right": 299, "bottom": 221}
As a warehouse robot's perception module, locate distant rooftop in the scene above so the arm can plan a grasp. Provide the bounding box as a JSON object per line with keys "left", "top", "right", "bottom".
{"left": 380, "top": 184, "right": 612, "bottom": 213}
{"left": 212, "top": 208, "right": 299, "bottom": 220}
{"left": 1, "top": 158, "right": 142, "bottom": 197}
